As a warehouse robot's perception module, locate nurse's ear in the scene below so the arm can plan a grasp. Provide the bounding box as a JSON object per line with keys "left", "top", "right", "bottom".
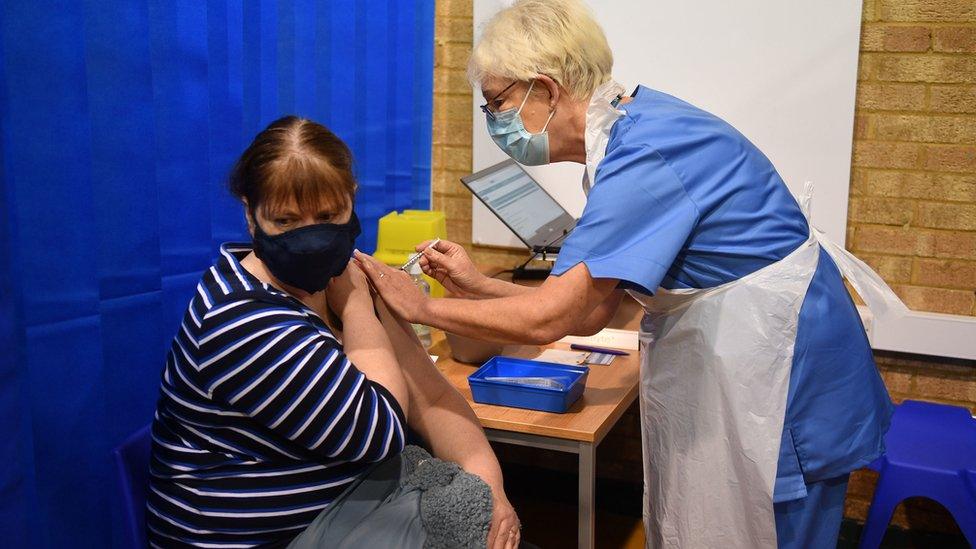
{"left": 534, "top": 74, "right": 561, "bottom": 109}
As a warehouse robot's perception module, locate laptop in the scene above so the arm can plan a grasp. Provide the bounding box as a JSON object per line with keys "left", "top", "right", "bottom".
{"left": 460, "top": 160, "right": 577, "bottom": 253}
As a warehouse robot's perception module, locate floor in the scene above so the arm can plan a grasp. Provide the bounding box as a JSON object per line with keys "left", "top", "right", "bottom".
{"left": 502, "top": 461, "right": 971, "bottom": 549}
{"left": 502, "top": 461, "right": 644, "bottom": 548}
{"left": 837, "top": 520, "right": 970, "bottom": 549}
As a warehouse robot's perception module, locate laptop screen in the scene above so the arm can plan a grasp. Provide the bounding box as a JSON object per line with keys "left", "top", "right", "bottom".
{"left": 462, "top": 161, "right": 575, "bottom": 248}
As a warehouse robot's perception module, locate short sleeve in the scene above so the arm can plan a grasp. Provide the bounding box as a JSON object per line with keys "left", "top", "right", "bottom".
{"left": 552, "top": 145, "right": 700, "bottom": 294}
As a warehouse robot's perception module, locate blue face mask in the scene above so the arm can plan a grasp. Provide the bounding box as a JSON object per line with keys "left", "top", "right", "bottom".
{"left": 486, "top": 80, "right": 556, "bottom": 166}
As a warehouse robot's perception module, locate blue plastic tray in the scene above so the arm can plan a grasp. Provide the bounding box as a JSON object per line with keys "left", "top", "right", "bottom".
{"left": 468, "top": 356, "right": 589, "bottom": 413}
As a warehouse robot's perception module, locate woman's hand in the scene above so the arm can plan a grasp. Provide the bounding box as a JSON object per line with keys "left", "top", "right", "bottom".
{"left": 487, "top": 495, "right": 521, "bottom": 549}
{"left": 353, "top": 251, "right": 430, "bottom": 323}
{"left": 417, "top": 240, "right": 488, "bottom": 299}
{"left": 325, "top": 260, "right": 373, "bottom": 318}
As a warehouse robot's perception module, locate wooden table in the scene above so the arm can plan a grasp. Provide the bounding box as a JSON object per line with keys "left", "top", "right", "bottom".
{"left": 429, "top": 332, "right": 640, "bottom": 549}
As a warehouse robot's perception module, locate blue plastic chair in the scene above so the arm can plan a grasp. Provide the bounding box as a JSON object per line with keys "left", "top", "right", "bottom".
{"left": 859, "top": 400, "right": 976, "bottom": 548}
{"left": 113, "top": 424, "right": 152, "bottom": 549}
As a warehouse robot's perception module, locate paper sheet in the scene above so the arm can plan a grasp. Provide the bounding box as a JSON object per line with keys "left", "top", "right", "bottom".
{"left": 535, "top": 349, "right": 588, "bottom": 365}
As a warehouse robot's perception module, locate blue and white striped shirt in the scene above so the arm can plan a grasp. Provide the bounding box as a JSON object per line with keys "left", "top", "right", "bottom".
{"left": 147, "top": 243, "right": 406, "bottom": 548}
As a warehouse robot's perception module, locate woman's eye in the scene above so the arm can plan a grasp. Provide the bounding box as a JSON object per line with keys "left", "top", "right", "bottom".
{"left": 273, "top": 218, "right": 293, "bottom": 227}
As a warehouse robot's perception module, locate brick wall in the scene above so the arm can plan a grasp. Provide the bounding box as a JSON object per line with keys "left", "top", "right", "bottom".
{"left": 432, "top": 0, "right": 540, "bottom": 268}
{"left": 846, "top": 2, "right": 975, "bottom": 531}
{"left": 853, "top": 0, "right": 976, "bottom": 317}
{"left": 431, "top": 0, "right": 976, "bottom": 533}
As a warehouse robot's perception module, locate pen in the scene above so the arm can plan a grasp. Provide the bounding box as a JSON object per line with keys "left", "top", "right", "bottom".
{"left": 570, "top": 343, "right": 630, "bottom": 356}
{"left": 400, "top": 238, "right": 441, "bottom": 271}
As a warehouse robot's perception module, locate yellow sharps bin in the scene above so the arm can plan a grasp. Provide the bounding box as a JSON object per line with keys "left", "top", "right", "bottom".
{"left": 373, "top": 210, "right": 447, "bottom": 297}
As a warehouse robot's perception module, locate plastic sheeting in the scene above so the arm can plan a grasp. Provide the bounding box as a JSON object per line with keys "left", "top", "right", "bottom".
{"left": 0, "top": 1, "right": 433, "bottom": 546}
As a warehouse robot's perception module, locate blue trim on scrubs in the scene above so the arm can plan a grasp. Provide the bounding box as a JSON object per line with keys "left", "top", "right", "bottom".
{"left": 553, "top": 86, "right": 892, "bottom": 501}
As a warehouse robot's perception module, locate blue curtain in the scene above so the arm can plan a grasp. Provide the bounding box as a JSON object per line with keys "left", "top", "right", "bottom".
{"left": 0, "top": 1, "right": 433, "bottom": 546}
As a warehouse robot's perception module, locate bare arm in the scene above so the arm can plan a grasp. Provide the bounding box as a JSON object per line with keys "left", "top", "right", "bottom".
{"left": 425, "top": 263, "right": 618, "bottom": 344}
{"left": 326, "top": 263, "right": 409, "bottom": 414}
{"left": 474, "top": 275, "right": 533, "bottom": 298}
{"left": 427, "top": 257, "right": 622, "bottom": 338}
{"left": 569, "top": 289, "right": 625, "bottom": 336}
{"left": 416, "top": 239, "right": 620, "bottom": 332}
{"left": 339, "top": 302, "right": 409, "bottom": 411}
{"left": 373, "top": 299, "right": 503, "bottom": 489}
{"left": 373, "top": 298, "right": 520, "bottom": 549}
{"left": 356, "top": 252, "right": 619, "bottom": 345}
{"left": 479, "top": 281, "right": 623, "bottom": 336}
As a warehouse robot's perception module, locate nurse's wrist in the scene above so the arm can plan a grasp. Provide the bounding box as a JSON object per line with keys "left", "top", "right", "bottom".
{"left": 416, "top": 297, "right": 442, "bottom": 325}
{"left": 471, "top": 274, "right": 500, "bottom": 298}
{"left": 404, "top": 297, "right": 436, "bottom": 326}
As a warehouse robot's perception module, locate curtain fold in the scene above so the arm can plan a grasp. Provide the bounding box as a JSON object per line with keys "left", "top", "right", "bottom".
{"left": 0, "top": 1, "right": 434, "bottom": 546}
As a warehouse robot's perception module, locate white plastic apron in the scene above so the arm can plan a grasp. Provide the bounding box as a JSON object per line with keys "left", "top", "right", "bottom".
{"left": 582, "top": 81, "right": 908, "bottom": 548}
{"left": 581, "top": 79, "right": 626, "bottom": 196}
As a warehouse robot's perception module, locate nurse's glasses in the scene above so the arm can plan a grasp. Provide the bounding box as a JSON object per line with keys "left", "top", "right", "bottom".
{"left": 479, "top": 80, "right": 518, "bottom": 120}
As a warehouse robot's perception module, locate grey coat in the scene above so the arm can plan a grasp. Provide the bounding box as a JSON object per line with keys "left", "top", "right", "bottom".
{"left": 288, "top": 446, "right": 493, "bottom": 548}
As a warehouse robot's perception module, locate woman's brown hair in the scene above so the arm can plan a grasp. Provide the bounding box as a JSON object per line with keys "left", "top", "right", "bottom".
{"left": 229, "top": 115, "right": 357, "bottom": 218}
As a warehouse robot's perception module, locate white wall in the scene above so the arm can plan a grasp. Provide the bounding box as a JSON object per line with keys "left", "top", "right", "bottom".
{"left": 469, "top": 0, "right": 976, "bottom": 361}
{"left": 471, "top": 0, "right": 864, "bottom": 248}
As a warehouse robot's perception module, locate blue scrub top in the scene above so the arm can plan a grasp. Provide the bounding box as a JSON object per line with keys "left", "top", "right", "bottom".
{"left": 553, "top": 86, "right": 893, "bottom": 501}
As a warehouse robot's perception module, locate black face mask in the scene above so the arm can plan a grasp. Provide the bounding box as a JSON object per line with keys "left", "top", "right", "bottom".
{"left": 251, "top": 212, "right": 361, "bottom": 294}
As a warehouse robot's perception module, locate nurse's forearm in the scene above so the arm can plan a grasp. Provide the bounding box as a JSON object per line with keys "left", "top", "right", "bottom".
{"left": 475, "top": 276, "right": 533, "bottom": 299}
{"left": 423, "top": 289, "right": 583, "bottom": 345}
{"left": 424, "top": 264, "right": 618, "bottom": 344}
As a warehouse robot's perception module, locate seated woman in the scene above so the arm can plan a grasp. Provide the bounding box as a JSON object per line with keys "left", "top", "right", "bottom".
{"left": 147, "top": 116, "right": 520, "bottom": 548}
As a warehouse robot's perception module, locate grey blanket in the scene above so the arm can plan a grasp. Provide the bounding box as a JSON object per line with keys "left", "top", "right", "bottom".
{"left": 287, "top": 446, "right": 493, "bottom": 549}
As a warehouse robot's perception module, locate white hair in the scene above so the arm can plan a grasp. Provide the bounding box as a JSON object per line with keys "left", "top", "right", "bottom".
{"left": 468, "top": 0, "right": 614, "bottom": 100}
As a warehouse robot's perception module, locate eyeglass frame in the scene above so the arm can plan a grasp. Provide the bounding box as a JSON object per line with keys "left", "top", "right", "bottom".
{"left": 478, "top": 80, "right": 520, "bottom": 120}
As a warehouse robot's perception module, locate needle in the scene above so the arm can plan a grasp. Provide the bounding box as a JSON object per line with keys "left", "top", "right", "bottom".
{"left": 400, "top": 238, "right": 441, "bottom": 271}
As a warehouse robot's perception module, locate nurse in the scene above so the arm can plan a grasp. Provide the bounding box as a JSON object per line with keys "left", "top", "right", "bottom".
{"left": 355, "top": 0, "right": 904, "bottom": 547}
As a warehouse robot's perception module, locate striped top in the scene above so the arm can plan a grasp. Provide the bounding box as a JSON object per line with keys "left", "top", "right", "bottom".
{"left": 147, "top": 243, "right": 406, "bottom": 548}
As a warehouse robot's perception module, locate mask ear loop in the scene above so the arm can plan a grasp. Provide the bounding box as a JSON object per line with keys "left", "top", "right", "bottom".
{"left": 541, "top": 108, "right": 556, "bottom": 132}
{"left": 518, "top": 79, "right": 557, "bottom": 133}
{"left": 516, "top": 79, "right": 536, "bottom": 113}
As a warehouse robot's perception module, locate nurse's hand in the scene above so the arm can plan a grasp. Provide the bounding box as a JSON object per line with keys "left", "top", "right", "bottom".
{"left": 416, "top": 239, "right": 488, "bottom": 299}
{"left": 353, "top": 251, "right": 429, "bottom": 323}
